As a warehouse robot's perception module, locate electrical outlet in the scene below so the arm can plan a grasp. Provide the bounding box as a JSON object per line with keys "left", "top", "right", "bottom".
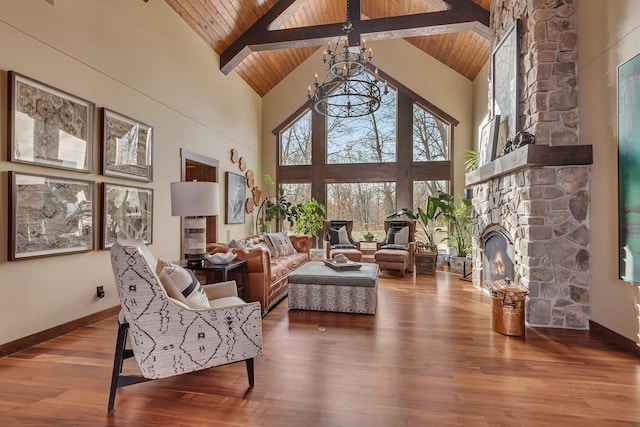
{"left": 96, "top": 286, "right": 105, "bottom": 299}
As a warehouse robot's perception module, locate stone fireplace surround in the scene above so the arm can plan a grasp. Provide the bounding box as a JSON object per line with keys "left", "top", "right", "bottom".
{"left": 466, "top": 145, "right": 592, "bottom": 329}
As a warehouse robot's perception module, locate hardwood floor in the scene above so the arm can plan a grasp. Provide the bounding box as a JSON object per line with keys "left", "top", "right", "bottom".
{"left": 1, "top": 270, "right": 640, "bottom": 426}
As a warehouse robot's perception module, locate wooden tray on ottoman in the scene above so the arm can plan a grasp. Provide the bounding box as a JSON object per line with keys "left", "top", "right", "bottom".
{"left": 323, "top": 259, "right": 362, "bottom": 271}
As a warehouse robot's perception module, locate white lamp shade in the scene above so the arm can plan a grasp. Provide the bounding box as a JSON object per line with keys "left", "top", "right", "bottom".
{"left": 171, "top": 181, "right": 220, "bottom": 217}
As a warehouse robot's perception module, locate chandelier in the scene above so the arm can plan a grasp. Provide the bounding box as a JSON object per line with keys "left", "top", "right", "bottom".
{"left": 307, "top": 2, "right": 388, "bottom": 118}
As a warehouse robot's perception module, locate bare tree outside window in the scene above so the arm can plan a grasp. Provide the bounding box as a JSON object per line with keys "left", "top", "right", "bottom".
{"left": 413, "top": 103, "right": 449, "bottom": 161}
{"left": 327, "top": 182, "right": 396, "bottom": 241}
{"left": 327, "top": 85, "right": 397, "bottom": 164}
{"left": 280, "top": 110, "right": 312, "bottom": 166}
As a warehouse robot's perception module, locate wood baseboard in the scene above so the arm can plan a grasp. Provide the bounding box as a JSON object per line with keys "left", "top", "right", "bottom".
{"left": 589, "top": 320, "right": 640, "bottom": 358}
{"left": 0, "top": 305, "right": 120, "bottom": 357}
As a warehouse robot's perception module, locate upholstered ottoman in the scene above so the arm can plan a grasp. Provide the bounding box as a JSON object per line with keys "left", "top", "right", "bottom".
{"left": 374, "top": 249, "right": 410, "bottom": 276}
{"left": 329, "top": 247, "right": 363, "bottom": 262}
{"left": 288, "top": 261, "right": 378, "bottom": 314}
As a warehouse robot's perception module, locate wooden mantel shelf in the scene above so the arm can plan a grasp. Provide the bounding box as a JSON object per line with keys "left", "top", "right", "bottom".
{"left": 465, "top": 144, "right": 593, "bottom": 186}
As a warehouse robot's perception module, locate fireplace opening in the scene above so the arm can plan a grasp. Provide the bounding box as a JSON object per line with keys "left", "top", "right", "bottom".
{"left": 483, "top": 227, "right": 514, "bottom": 284}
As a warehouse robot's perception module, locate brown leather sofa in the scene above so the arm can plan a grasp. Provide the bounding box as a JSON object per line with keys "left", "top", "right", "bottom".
{"left": 207, "top": 234, "right": 310, "bottom": 316}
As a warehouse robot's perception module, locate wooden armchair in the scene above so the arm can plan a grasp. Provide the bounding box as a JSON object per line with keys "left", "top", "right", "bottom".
{"left": 374, "top": 220, "right": 417, "bottom": 276}
{"left": 321, "top": 220, "right": 362, "bottom": 261}
{"left": 108, "top": 240, "right": 262, "bottom": 412}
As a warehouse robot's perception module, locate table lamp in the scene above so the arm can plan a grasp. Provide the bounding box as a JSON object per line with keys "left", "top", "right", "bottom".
{"left": 170, "top": 181, "right": 219, "bottom": 266}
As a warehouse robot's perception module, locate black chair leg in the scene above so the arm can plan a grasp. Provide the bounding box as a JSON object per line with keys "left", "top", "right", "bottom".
{"left": 108, "top": 320, "right": 129, "bottom": 413}
{"left": 245, "top": 358, "right": 255, "bottom": 387}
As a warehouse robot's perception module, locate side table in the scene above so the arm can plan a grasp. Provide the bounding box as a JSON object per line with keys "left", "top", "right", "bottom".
{"left": 177, "top": 259, "right": 247, "bottom": 300}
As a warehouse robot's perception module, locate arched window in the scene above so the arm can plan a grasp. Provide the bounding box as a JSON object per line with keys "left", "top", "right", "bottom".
{"left": 274, "top": 68, "right": 457, "bottom": 239}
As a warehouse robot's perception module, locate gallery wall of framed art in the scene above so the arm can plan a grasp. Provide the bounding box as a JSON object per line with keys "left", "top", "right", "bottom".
{"left": 5, "top": 71, "right": 155, "bottom": 260}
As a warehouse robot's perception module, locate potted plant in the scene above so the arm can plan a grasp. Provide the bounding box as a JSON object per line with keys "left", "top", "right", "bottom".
{"left": 363, "top": 230, "right": 375, "bottom": 241}
{"left": 257, "top": 174, "right": 295, "bottom": 233}
{"left": 387, "top": 194, "right": 445, "bottom": 249}
{"left": 387, "top": 197, "right": 445, "bottom": 274}
{"left": 435, "top": 191, "right": 473, "bottom": 274}
{"left": 292, "top": 198, "right": 326, "bottom": 248}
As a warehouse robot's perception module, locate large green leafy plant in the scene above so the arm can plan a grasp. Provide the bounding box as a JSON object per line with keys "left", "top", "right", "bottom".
{"left": 436, "top": 192, "right": 473, "bottom": 257}
{"left": 291, "top": 198, "right": 326, "bottom": 247}
{"left": 387, "top": 194, "right": 445, "bottom": 248}
{"left": 388, "top": 191, "right": 473, "bottom": 256}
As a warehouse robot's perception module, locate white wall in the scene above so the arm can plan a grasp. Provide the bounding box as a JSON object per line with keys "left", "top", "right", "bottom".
{"left": 262, "top": 37, "right": 475, "bottom": 197}
{"left": 578, "top": 0, "right": 640, "bottom": 342}
{"left": 0, "top": 0, "right": 261, "bottom": 345}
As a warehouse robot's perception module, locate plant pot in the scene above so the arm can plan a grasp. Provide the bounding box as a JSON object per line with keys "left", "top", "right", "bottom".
{"left": 415, "top": 252, "right": 437, "bottom": 274}
{"left": 449, "top": 256, "right": 471, "bottom": 275}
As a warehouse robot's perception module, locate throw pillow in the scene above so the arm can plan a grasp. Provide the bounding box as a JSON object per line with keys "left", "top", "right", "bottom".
{"left": 382, "top": 244, "right": 408, "bottom": 250}
{"left": 384, "top": 227, "right": 399, "bottom": 245}
{"left": 333, "top": 243, "right": 356, "bottom": 249}
{"left": 264, "top": 232, "right": 296, "bottom": 257}
{"left": 327, "top": 227, "right": 340, "bottom": 245}
{"left": 337, "top": 226, "right": 350, "bottom": 244}
{"left": 228, "top": 239, "right": 247, "bottom": 249}
{"left": 385, "top": 226, "right": 409, "bottom": 245}
{"left": 157, "top": 259, "right": 210, "bottom": 309}
{"left": 394, "top": 226, "right": 409, "bottom": 245}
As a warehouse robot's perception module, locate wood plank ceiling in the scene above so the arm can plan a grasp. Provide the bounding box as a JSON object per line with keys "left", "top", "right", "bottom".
{"left": 164, "top": 0, "right": 491, "bottom": 96}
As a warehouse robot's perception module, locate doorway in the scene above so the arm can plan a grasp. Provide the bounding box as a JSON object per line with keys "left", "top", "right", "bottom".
{"left": 181, "top": 149, "right": 219, "bottom": 244}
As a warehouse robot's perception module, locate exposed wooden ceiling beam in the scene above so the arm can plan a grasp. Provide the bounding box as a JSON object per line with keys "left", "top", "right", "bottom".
{"left": 220, "top": 0, "right": 489, "bottom": 75}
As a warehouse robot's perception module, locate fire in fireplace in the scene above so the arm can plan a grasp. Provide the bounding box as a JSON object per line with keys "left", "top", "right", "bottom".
{"left": 483, "top": 227, "right": 514, "bottom": 283}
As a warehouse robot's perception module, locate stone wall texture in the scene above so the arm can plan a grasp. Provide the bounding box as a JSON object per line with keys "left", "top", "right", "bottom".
{"left": 472, "top": 166, "right": 591, "bottom": 329}
{"left": 490, "top": 0, "right": 579, "bottom": 146}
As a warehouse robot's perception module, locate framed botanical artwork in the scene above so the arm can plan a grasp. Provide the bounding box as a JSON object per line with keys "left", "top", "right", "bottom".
{"left": 492, "top": 19, "right": 520, "bottom": 155}
{"left": 101, "top": 108, "right": 153, "bottom": 182}
{"left": 102, "top": 183, "right": 153, "bottom": 249}
{"left": 8, "top": 71, "right": 95, "bottom": 172}
{"left": 617, "top": 53, "right": 640, "bottom": 284}
{"left": 9, "top": 171, "right": 94, "bottom": 260}
{"left": 226, "top": 172, "right": 246, "bottom": 224}
{"left": 478, "top": 115, "right": 500, "bottom": 166}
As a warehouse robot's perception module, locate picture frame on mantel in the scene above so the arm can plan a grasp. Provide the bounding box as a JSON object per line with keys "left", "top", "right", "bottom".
{"left": 9, "top": 171, "right": 94, "bottom": 260}
{"left": 491, "top": 19, "right": 520, "bottom": 157}
{"left": 617, "top": 53, "right": 640, "bottom": 284}
{"left": 8, "top": 71, "right": 95, "bottom": 173}
{"left": 478, "top": 115, "right": 500, "bottom": 167}
{"left": 102, "top": 108, "right": 153, "bottom": 182}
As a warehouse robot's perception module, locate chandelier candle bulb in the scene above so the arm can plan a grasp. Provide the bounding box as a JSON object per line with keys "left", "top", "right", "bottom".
{"left": 305, "top": 0, "right": 386, "bottom": 118}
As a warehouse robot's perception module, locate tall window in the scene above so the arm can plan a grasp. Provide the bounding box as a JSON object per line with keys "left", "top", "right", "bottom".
{"left": 280, "top": 110, "right": 312, "bottom": 166}
{"left": 326, "top": 182, "right": 395, "bottom": 240}
{"left": 413, "top": 103, "right": 449, "bottom": 161}
{"left": 280, "top": 182, "right": 311, "bottom": 233}
{"left": 275, "top": 68, "right": 457, "bottom": 235}
{"left": 327, "top": 86, "right": 397, "bottom": 164}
